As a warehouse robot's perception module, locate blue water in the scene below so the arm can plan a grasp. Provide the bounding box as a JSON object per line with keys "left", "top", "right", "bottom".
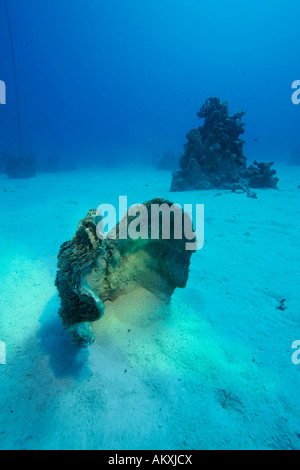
{"left": 0, "top": 0, "right": 299, "bottom": 451}
{"left": 0, "top": 0, "right": 299, "bottom": 165}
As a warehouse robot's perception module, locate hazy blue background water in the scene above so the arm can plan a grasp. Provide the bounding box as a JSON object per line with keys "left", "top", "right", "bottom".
{"left": 0, "top": 0, "right": 299, "bottom": 166}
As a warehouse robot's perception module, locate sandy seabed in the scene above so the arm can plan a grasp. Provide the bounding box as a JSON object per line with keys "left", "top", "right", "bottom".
{"left": 0, "top": 165, "right": 299, "bottom": 450}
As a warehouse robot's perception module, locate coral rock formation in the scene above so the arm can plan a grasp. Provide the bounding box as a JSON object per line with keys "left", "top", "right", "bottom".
{"left": 171, "top": 97, "right": 279, "bottom": 192}
{"left": 56, "top": 198, "right": 195, "bottom": 344}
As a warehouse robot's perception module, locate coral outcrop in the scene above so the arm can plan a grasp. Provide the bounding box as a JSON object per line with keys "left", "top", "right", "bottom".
{"left": 171, "top": 97, "right": 279, "bottom": 192}
{"left": 56, "top": 198, "right": 196, "bottom": 344}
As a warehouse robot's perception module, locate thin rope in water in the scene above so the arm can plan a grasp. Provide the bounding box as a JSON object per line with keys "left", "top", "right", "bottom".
{"left": 4, "top": 0, "right": 23, "bottom": 156}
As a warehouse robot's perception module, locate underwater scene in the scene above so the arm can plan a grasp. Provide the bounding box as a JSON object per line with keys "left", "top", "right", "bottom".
{"left": 0, "top": 0, "right": 299, "bottom": 452}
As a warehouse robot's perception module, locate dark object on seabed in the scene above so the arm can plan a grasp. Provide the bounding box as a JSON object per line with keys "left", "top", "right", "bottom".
{"left": 246, "top": 189, "right": 258, "bottom": 199}
{"left": 5, "top": 155, "right": 36, "bottom": 179}
{"left": 157, "top": 150, "right": 179, "bottom": 171}
{"left": 276, "top": 299, "right": 287, "bottom": 311}
{"left": 61, "top": 160, "right": 77, "bottom": 172}
{"left": 56, "top": 199, "right": 196, "bottom": 344}
{"left": 171, "top": 97, "right": 279, "bottom": 192}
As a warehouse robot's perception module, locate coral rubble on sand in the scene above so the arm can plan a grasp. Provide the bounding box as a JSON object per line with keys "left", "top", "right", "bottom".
{"left": 171, "top": 97, "right": 279, "bottom": 192}
{"left": 56, "top": 198, "right": 195, "bottom": 344}
{"left": 37, "top": 156, "right": 60, "bottom": 173}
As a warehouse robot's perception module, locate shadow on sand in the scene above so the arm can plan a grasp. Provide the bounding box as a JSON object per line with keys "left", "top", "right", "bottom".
{"left": 37, "top": 295, "right": 91, "bottom": 381}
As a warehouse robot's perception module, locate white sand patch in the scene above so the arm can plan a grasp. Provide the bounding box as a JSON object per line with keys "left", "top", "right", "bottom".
{"left": 0, "top": 165, "right": 299, "bottom": 450}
